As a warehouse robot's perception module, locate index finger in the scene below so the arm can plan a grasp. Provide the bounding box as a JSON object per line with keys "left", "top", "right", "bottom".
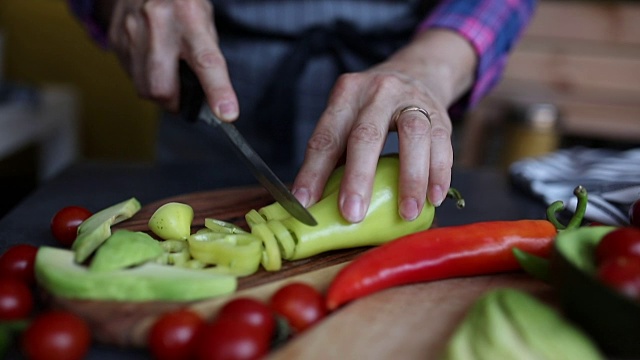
{"left": 178, "top": 3, "right": 238, "bottom": 121}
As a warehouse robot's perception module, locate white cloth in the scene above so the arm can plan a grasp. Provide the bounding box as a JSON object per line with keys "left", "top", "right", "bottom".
{"left": 509, "top": 147, "right": 640, "bottom": 226}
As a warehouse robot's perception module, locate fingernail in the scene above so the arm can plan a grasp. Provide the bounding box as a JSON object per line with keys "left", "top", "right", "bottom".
{"left": 399, "top": 198, "right": 419, "bottom": 221}
{"left": 292, "top": 187, "right": 310, "bottom": 208}
{"left": 430, "top": 185, "right": 445, "bottom": 207}
{"left": 217, "top": 101, "right": 238, "bottom": 121}
{"left": 341, "top": 194, "right": 365, "bottom": 223}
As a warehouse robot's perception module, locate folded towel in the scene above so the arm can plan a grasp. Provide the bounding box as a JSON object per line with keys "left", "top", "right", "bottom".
{"left": 509, "top": 147, "right": 640, "bottom": 226}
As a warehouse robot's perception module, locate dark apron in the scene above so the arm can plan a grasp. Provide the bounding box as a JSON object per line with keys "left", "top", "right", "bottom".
{"left": 158, "top": 0, "right": 431, "bottom": 175}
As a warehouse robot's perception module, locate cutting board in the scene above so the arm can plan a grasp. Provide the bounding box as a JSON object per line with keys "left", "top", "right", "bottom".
{"left": 45, "top": 185, "right": 554, "bottom": 358}
{"left": 45, "top": 185, "right": 374, "bottom": 347}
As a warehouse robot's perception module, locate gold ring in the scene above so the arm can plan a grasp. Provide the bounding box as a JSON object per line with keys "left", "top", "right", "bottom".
{"left": 393, "top": 106, "right": 432, "bottom": 124}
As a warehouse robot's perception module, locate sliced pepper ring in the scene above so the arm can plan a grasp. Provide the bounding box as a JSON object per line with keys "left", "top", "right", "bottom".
{"left": 187, "top": 232, "right": 262, "bottom": 276}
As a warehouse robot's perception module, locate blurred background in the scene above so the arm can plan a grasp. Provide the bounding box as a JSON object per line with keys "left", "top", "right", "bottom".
{"left": 0, "top": 0, "right": 639, "bottom": 217}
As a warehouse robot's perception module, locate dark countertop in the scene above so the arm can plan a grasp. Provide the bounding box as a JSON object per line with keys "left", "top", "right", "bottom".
{"left": 0, "top": 161, "right": 547, "bottom": 359}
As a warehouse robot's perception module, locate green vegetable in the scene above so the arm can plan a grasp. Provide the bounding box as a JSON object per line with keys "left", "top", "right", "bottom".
{"left": 440, "top": 288, "right": 604, "bottom": 360}
{"left": 248, "top": 156, "right": 435, "bottom": 270}
{"left": 551, "top": 226, "right": 640, "bottom": 357}
{"left": 72, "top": 197, "right": 141, "bottom": 263}
{"left": 148, "top": 202, "right": 194, "bottom": 240}
{"left": 35, "top": 246, "right": 237, "bottom": 301}
{"left": 187, "top": 231, "right": 262, "bottom": 276}
{"left": 89, "top": 229, "right": 164, "bottom": 272}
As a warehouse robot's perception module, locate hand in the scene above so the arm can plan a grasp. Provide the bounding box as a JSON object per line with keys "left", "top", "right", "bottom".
{"left": 292, "top": 30, "right": 477, "bottom": 223}
{"left": 105, "top": 0, "right": 239, "bottom": 120}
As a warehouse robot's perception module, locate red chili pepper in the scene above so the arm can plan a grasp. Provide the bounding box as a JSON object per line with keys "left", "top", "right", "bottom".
{"left": 326, "top": 220, "right": 556, "bottom": 310}
{"left": 326, "top": 186, "right": 589, "bottom": 310}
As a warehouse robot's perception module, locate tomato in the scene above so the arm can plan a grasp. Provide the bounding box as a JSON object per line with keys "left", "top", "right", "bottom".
{"left": 597, "top": 256, "right": 640, "bottom": 300}
{"left": 0, "top": 278, "right": 33, "bottom": 320}
{"left": 21, "top": 310, "right": 91, "bottom": 360}
{"left": 50, "top": 206, "right": 93, "bottom": 246}
{"left": 216, "top": 297, "right": 276, "bottom": 340}
{"left": 269, "top": 282, "right": 327, "bottom": 333}
{"left": 195, "top": 318, "right": 270, "bottom": 360}
{"left": 595, "top": 227, "right": 640, "bottom": 265}
{"left": 630, "top": 197, "right": 640, "bottom": 228}
{"left": 148, "top": 308, "right": 205, "bottom": 360}
{"left": 0, "top": 244, "right": 38, "bottom": 284}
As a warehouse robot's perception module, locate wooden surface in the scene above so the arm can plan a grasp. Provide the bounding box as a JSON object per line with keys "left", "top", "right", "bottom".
{"left": 46, "top": 185, "right": 553, "bottom": 357}
{"left": 48, "top": 185, "right": 371, "bottom": 347}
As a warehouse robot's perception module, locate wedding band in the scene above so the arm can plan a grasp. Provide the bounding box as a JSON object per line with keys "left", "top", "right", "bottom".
{"left": 393, "top": 106, "right": 432, "bottom": 124}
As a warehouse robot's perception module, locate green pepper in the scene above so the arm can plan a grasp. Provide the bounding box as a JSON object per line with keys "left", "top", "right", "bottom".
{"left": 187, "top": 231, "right": 262, "bottom": 276}
{"left": 248, "top": 156, "right": 435, "bottom": 269}
{"left": 550, "top": 226, "right": 640, "bottom": 358}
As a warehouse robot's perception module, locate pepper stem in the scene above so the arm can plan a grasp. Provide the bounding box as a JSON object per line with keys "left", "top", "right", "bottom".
{"left": 546, "top": 185, "right": 588, "bottom": 231}
{"left": 446, "top": 188, "right": 465, "bottom": 209}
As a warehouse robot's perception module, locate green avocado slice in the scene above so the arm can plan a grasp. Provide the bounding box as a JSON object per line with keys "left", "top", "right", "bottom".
{"left": 36, "top": 246, "right": 237, "bottom": 301}
{"left": 89, "top": 230, "right": 164, "bottom": 272}
{"left": 72, "top": 197, "right": 142, "bottom": 264}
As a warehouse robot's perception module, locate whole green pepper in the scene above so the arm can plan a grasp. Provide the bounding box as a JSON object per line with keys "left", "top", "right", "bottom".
{"left": 550, "top": 226, "right": 640, "bottom": 357}
{"left": 247, "top": 156, "right": 436, "bottom": 270}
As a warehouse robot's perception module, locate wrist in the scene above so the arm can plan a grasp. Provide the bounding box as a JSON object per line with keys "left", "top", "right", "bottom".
{"left": 385, "top": 29, "right": 477, "bottom": 108}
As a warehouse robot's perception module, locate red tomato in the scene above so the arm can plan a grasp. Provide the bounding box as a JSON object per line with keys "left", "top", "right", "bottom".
{"left": 195, "top": 318, "right": 270, "bottom": 360}
{"left": 50, "top": 206, "right": 93, "bottom": 247}
{"left": 597, "top": 256, "right": 640, "bottom": 300}
{"left": 631, "top": 197, "right": 640, "bottom": 228}
{"left": 269, "top": 282, "right": 327, "bottom": 333}
{"left": 148, "top": 308, "right": 205, "bottom": 360}
{"left": 21, "top": 310, "right": 91, "bottom": 360}
{"left": 0, "top": 244, "right": 38, "bottom": 284}
{"left": 0, "top": 278, "right": 33, "bottom": 320}
{"left": 595, "top": 227, "right": 640, "bottom": 265}
{"left": 216, "top": 297, "right": 276, "bottom": 340}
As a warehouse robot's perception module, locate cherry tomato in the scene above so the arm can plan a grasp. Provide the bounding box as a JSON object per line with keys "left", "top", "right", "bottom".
{"left": 0, "top": 244, "right": 38, "bottom": 284}
{"left": 595, "top": 227, "right": 640, "bottom": 265}
{"left": 0, "top": 278, "right": 33, "bottom": 320}
{"left": 216, "top": 297, "right": 276, "bottom": 340}
{"left": 50, "top": 206, "right": 93, "bottom": 246}
{"left": 148, "top": 308, "right": 205, "bottom": 360}
{"left": 597, "top": 256, "right": 640, "bottom": 300}
{"left": 269, "top": 282, "right": 327, "bottom": 333}
{"left": 21, "top": 310, "right": 91, "bottom": 360}
{"left": 630, "top": 197, "right": 640, "bottom": 228}
{"left": 195, "top": 318, "right": 270, "bottom": 360}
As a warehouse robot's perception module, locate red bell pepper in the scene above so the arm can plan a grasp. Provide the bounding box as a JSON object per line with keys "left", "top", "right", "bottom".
{"left": 326, "top": 187, "right": 588, "bottom": 310}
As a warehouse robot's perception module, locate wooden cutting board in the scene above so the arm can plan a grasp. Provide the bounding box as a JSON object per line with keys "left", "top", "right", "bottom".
{"left": 45, "top": 185, "right": 553, "bottom": 358}
{"left": 46, "top": 185, "right": 374, "bottom": 347}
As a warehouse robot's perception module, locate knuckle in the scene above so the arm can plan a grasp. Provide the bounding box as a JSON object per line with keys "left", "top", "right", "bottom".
{"left": 350, "top": 123, "right": 384, "bottom": 144}
{"left": 306, "top": 129, "right": 340, "bottom": 154}
{"left": 397, "top": 116, "right": 430, "bottom": 138}
{"left": 192, "top": 51, "right": 225, "bottom": 70}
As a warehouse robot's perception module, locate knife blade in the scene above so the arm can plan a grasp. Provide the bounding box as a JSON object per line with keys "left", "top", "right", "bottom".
{"left": 179, "top": 62, "right": 317, "bottom": 226}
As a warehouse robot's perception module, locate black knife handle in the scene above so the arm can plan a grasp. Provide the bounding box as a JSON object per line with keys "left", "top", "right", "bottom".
{"left": 178, "top": 61, "right": 205, "bottom": 123}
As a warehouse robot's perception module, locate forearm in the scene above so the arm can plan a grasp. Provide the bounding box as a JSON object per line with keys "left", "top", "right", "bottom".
{"left": 417, "top": 0, "right": 537, "bottom": 109}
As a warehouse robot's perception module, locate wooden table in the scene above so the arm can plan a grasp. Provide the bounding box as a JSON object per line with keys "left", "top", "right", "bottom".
{"left": 0, "top": 161, "right": 549, "bottom": 359}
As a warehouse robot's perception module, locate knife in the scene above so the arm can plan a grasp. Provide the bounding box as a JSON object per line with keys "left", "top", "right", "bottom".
{"left": 179, "top": 62, "right": 317, "bottom": 226}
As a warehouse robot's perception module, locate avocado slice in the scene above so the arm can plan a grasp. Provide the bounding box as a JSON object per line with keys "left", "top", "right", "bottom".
{"left": 36, "top": 246, "right": 237, "bottom": 301}
{"left": 72, "top": 197, "right": 142, "bottom": 264}
{"left": 89, "top": 229, "right": 164, "bottom": 272}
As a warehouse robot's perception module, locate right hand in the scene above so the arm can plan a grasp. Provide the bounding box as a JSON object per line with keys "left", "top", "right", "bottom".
{"left": 106, "top": 0, "right": 239, "bottom": 120}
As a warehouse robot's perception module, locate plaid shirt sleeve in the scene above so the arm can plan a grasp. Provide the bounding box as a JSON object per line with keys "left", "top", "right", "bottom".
{"left": 418, "top": 0, "right": 537, "bottom": 110}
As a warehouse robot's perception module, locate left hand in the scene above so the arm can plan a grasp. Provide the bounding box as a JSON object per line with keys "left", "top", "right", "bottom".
{"left": 291, "top": 29, "right": 477, "bottom": 223}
